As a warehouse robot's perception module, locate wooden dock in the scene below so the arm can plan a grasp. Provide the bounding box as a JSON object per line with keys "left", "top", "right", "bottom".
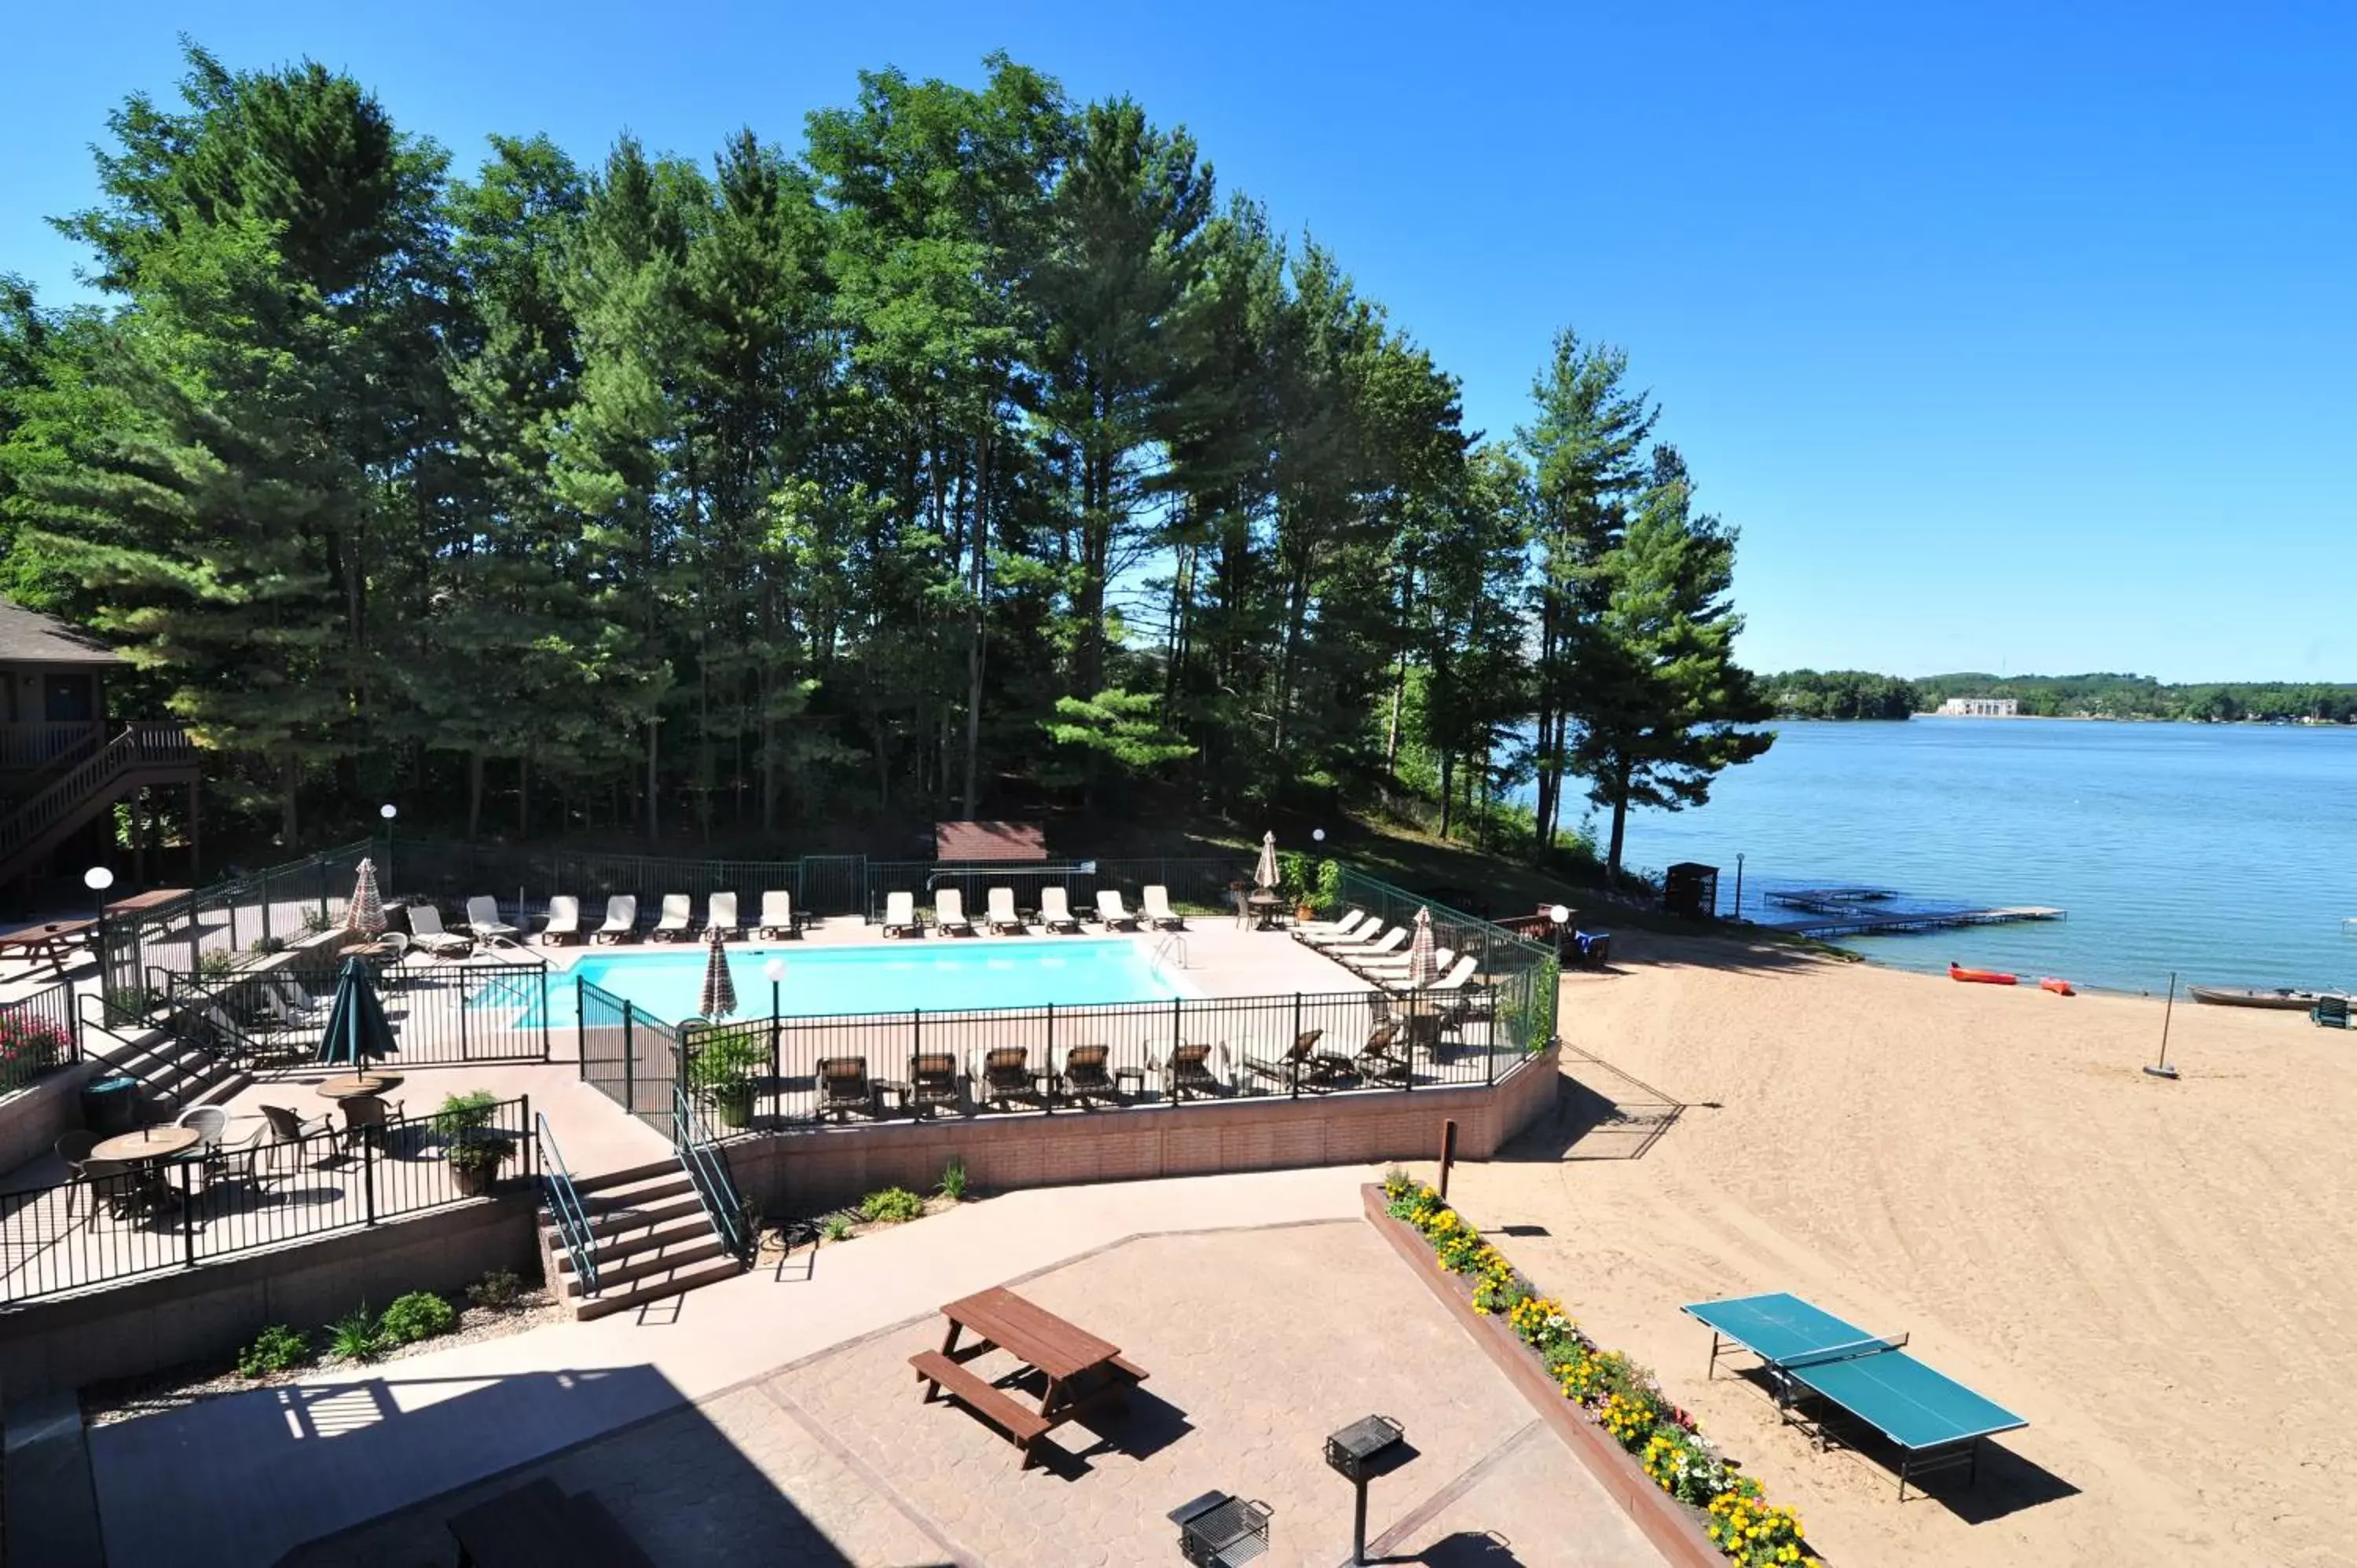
{"left": 1759, "top": 889, "right": 2066, "bottom": 940}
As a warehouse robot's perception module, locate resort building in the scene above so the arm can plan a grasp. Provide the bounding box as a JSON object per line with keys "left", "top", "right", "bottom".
{"left": 1937, "top": 696, "right": 2020, "bottom": 717}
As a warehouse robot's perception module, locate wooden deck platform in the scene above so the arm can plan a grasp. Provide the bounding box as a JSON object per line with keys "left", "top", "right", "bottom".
{"left": 1759, "top": 892, "right": 2065, "bottom": 940}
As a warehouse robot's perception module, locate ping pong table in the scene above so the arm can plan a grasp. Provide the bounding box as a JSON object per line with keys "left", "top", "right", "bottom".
{"left": 1684, "top": 1291, "right": 2025, "bottom": 1499}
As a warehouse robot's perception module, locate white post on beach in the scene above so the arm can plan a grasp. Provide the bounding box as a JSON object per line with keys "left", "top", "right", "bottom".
{"left": 2146, "top": 972, "right": 2182, "bottom": 1080}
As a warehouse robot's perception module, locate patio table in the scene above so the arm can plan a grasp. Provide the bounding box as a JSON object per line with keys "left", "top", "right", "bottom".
{"left": 911, "top": 1285, "right": 1148, "bottom": 1467}
{"left": 92, "top": 1124, "right": 203, "bottom": 1211}
{"left": 314, "top": 1073, "right": 400, "bottom": 1101}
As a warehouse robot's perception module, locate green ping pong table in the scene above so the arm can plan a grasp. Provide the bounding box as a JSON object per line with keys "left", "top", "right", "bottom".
{"left": 1684, "top": 1291, "right": 2027, "bottom": 1499}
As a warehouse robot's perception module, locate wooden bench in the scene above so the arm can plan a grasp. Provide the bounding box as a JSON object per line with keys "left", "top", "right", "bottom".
{"left": 447, "top": 1477, "right": 655, "bottom": 1568}
{"left": 910, "top": 1349, "right": 1055, "bottom": 1463}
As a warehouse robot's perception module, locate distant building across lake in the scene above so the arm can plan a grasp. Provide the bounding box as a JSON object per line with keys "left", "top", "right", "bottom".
{"left": 1936, "top": 697, "right": 2019, "bottom": 717}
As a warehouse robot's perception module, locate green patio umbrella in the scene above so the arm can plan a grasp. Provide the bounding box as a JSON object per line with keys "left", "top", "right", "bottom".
{"left": 316, "top": 956, "right": 399, "bottom": 1068}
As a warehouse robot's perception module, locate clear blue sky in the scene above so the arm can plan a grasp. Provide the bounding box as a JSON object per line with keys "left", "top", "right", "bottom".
{"left": 6, "top": 2, "right": 2351, "bottom": 682}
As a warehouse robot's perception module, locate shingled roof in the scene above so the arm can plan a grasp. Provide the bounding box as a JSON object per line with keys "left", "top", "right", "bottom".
{"left": 934, "top": 820, "right": 1050, "bottom": 863}
{"left": 0, "top": 599, "right": 119, "bottom": 666}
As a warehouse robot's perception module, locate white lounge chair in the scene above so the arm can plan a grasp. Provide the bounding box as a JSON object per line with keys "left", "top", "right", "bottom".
{"left": 705, "top": 891, "right": 740, "bottom": 940}
{"left": 1095, "top": 890, "right": 1141, "bottom": 931}
{"left": 1296, "top": 909, "right": 1371, "bottom": 947}
{"left": 882, "top": 891, "right": 922, "bottom": 938}
{"left": 1142, "top": 885, "right": 1185, "bottom": 930}
{"left": 273, "top": 976, "right": 325, "bottom": 1017}
{"left": 934, "top": 888, "right": 976, "bottom": 937}
{"left": 541, "top": 895, "right": 582, "bottom": 945}
{"left": 1039, "top": 887, "right": 1083, "bottom": 933}
{"left": 986, "top": 887, "right": 1025, "bottom": 934}
{"left": 405, "top": 905, "right": 475, "bottom": 961}
{"left": 1359, "top": 946, "right": 1457, "bottom": 982}
{"left": 756, "top": 890, "right": 797, "bottom": 939}
{"left": 1385, "top": 953, "right": 1480, "bottom": 993}
{"left": 592, "top": 895, "right": 638, "bottom": 943}
{"left": 651, "top": 894, "right": 693, "bottom": 941}
{"left": 464, "top": 896, "right": 521, "bottom": 947}
{"left": 1326, "top": 927, "right": 1408, "bottom": 964}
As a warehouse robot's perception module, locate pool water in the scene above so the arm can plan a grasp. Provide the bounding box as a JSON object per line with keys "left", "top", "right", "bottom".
{"left": 507, "top": 937, "right": 1185, "bottom": 1026}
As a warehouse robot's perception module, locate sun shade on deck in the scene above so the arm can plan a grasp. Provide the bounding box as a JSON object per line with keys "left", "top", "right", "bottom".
{"left": 933, "top": 820, "right": 1050, "bottom": 862}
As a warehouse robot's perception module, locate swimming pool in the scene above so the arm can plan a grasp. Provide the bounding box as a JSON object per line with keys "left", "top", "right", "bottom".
{"left": 511, "top": 937, "right": 1186, "bottom": 1027}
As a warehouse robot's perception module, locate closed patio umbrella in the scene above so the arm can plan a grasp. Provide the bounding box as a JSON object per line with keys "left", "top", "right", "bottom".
{"left": 344, "top": 859, "right": 387, "bottom": 938}
{"left": 317, "top": 957, "right": 398, "bottom": 1068}
{"left": 1404, "top": 906, "right": 1439, "bottom": 989}
{"left": 1252, "top": 831, "right": 1281, "bottom": 894}
{"left": 698, "top": 929, "right": 739, "bottom": 1020}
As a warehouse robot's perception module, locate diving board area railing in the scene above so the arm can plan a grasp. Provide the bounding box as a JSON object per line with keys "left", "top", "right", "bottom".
{"left": 1684, "top": 1291, "right": 2027, "bottom": 1500}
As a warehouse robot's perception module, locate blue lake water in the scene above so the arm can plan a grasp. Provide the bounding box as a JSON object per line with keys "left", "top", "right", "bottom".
{"left": 1523, "top": 719, "right": 2357, "bottom": 995}
{"left": 515, "top": 936, "right": 1184, "bottom": 1026}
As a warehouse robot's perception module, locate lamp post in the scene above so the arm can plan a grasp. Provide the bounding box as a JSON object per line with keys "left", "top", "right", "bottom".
{"left": 764, "top": 957, "right": 786, "bottom": 1081}
{"left": 379, "top": 804, "right": 398, "bottom": 896}
{"left": 84, "top": 866, "right": 115, "bottom": 987}
{"left": 1732, "top": 852, "right": 1746, "bottom": 921}
{"left": 1549, "top": 902, "right": 1571, "bottom": 963}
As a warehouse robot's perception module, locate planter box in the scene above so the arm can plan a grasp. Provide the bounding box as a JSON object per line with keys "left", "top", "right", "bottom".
{"left": 1362, "top": 1184, "right": 1725, "bottom": 1568}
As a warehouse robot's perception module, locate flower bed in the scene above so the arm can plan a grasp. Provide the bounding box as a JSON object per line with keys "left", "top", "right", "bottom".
{"left": 1381, "top": 1170, "right": 1822, "bottom": 1567}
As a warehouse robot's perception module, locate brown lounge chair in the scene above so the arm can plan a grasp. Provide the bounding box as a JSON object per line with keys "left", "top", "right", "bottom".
{"left": 1354, "top": 1020, "right": 1413, "bottom": 1084}
{"left": 1242, "top": 1028, "right": 1350, "bottom": 1094}
{"left": 974, "top": 1046, "right": 1038, "bottom": 1112}
{"left": 816, "top": 1057, "right": 879, "bottom": 1121}
{"left": 1060, "top": 1044, "right": 1116, "bottom": 1104}
{"left": 907, "top": 1053, "right": 960, "bottom": 1118}
{"left": 1160, "top": 1042, "right": 1223, "bottom": 1101}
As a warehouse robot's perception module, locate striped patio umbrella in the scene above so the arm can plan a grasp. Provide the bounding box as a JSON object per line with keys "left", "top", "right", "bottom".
{"left": 698, "top": 929, "right": 739, "bottom": 1020}
{"left": 1405, "top": 906, "right": 1439, "bottom": 988}
{"left": 344, "top": 858, "right": 387, "bottom": 937}
{"left": 316, "top": 957, "right": 398, "bottom": 1067}
{"left": 1252, "top": 830, "right": 1281, "bottom": 893}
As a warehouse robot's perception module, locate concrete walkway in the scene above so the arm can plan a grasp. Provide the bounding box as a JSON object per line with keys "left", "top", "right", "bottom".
{"left": 88, "top": 1163, "right": 1381, "bottom": 1568}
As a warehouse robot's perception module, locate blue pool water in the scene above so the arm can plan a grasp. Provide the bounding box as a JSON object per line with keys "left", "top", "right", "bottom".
{"left": 513, "top": 937, "right": 1184, "bottom": 1026}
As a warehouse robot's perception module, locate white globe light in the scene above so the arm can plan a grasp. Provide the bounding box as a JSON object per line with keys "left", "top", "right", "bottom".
{"left": 380, "top": 803, "right": 398, "bottom": 820}
{"left": 764, "top": 958, "right": 786, "bottom": 982}
{"left": 84, "top": 866, "right": 115, "bottom": 892}
{"left": 1312, "top": 828, "right": 1325, "bottom": 842}
{"left": 1549, "top": 903, "right": 1571, "bottom": 925}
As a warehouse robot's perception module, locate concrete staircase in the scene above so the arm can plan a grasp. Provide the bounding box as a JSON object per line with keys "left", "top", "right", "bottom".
{"left": 541, "top": 1158, "right": 746, "bottom": 1321}
{"left": 79, "top": 1008, "right": 249, "bottom": 1119}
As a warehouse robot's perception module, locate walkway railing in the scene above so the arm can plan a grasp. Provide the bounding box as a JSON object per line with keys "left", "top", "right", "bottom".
{"left": 153, "top": 958, "right": 552, "bottom": 1068}
{"left": 0, "top": 981, "right": 79, "bottom": 1096}
{"left": 672, "top": 1086, "right": 751, "bottom": 1263}
{"left": 534, "top": 1112, "right": 599, "bottom": 1298}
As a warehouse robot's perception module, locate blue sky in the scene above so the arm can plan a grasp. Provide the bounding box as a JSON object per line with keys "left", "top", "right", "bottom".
{"left": 5, "top": 2, "right": 2351, "bottom": 681}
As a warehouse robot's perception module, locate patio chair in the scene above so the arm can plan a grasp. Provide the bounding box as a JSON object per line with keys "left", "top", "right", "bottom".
{"left": 1095, "top": 890, "right": 1141, "bottom": 931}
{"left": 1059, "top": 1044, "right": 1116, "bottom": 1104}
{"left": 1038, "top": 887, "right": 1083, "bottom": 933}
{"left": 906, "top": 1052, "right": 961, "bottom": 1118}
{"left": 934, "top": 888, "right": 977, "bottom": 937}
{"left": 55, "top": 1130, "right": 98, "bottom": 1215}
{"left": 1295, "top": 908, "right": 1370, "bottom": 945}
{"left": 882, "top": 891, "right": 922, "bottom": 939}
{"left": 207, "top": 1122, "right": 271, "bottom": 1195}
{"left": 177, "top": 1105, "right": 229, "bottom": 1175}
{"left": 816, "top": 1057, "right": 879, "bottom": 1122}
{"left": 79, "top": 1157, "right": 142, "bottom": 1222}
{"left": 756, "top": 891, "right": 799, "bottom": 940}
{"left": 986, "top": 887, "right": 1025, "bottom": 934}
{"left": 258, "top": 1104, "right": 334, "bottom": 1173}
{"left": 591, "top": 895, "right": 638, "bottom": 943}
{"left": 2314, "top": 995, "right": 2351, "bottom": 1029}
{"left": 541, "top": 895, "right": 583, "bottom": 945}
{"left": 464, "top": 896, "right": 522, "bottom": 947}
{"left": 1142, "top": 885, "right": 1185, "bottom": 930}
{"left": 973, "top": 1046, "right": 1038, "bottom": 1112}
{"left": 340, "top": 1094, "right": 408, "bottom": 1152}
{"left": 651, "top": 894, "right": 694, "bottom": 941}
{"left": 405, "top": 905, "right": 475, "bottom": 961}
{"left": 705, "top": 891, "right": 741, "bottom": 941}
{"left": 1159, "top": 1041, "right": 1225, "bottom": 1101}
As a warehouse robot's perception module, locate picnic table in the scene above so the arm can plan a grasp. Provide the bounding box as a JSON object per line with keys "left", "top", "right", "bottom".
{"left": 0, "top": 920, "right": 92, "bottom": 979}
{"left": 910, "top": 1285, "right": 1148, "bottom": 1468}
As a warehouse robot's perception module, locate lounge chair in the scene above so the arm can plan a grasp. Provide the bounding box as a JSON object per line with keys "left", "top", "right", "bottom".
{"left": 1326, "top": 927, "right": 1408, "bottom": 965}
{"left": 882, "top": 891, "right": 922, "bottom": 939}
{"left": 1059, "top": 1044, "right": 1116, "bottom": 1104}
{"left": 591, "top": 895, "right": 637, "bottom": 943}
{"left": 405, "top": 905, "right": 475, "bottom": 961}
{"left": 756, "top": 891, "right": 798, "bottom": 940}
{"left": 1241, "top": 1028, "right": 1349, "bottom": 1094}
{"left": 650, "top": 894, "right": 694, "bottom": 941}
{"left": 934, "top": 888, "right": 977, "bottom": 938}
{"left": 1358, "top": 947, "right": 1457, "bottom": 984}
{"left": 1295, "top": 908, "right": 1369, "bottom": 945}
{"left": 1095, "top": 890, "right": 1141, "bottom": 931}
{"left": 274, "top": 975, "right": 326, "bottom": 1017}
{"left": 705, "top": 891, "right": 740, "bottom": 941}
{"left": 1384, "top": 953, "right": 1479, "bottom": 994}
{"left": 907, "top": 1053, "right": 959, "bottom": 1117}
{"left": 541, "top": 895, "right": 583, "bottom": 945}
{"left": 1159, "top": 1041, "right": 1225, "bottom": 1101}
{"left": 973, "top": 1046, "right": 1036, "bottom": 1111}
{"left": 986, "top": 887, "right": 1025, "bottom": 935}
{"left": 1038, "top": 887, "right": 1083, "bottom": 933}
{"left": 464, "top": 896, "right": 522, "bottom": 947}
{"left": 1142, "top": 885, "right": 1185, "bottom": 930}
{"left": 2315, "top": 995, "right": 2351, "bottom": 1029}
{"left": 1354, "top": 1020, "right": 1413, "bottom": 1084}
{"left": 816, "top": 1057, "right": 878, "bottom": 1121}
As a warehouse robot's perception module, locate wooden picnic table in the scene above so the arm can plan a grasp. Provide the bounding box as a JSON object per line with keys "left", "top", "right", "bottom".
{"left": 910, "top": 1285, "right": 1147, "bottom": 1468}
{"left": 0, "top": 921, "right": 90, "bottom": 978}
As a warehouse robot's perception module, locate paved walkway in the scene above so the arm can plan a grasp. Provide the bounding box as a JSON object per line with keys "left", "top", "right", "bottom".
{"left": 89, "top": 1165, "right": 1390, "bottom": 1568}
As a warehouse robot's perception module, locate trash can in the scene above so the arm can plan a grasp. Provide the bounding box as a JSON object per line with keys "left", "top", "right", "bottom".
{"left": 81, "top": 1076, "right": 141, "bottom": 1138}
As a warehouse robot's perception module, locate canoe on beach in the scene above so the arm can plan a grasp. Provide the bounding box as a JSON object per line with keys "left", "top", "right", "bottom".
{"left": 1949, "top": 962, "right": 2018, "bottom": 985}
{"left": 2187, "top": 985, "right": 2341, "bottom": 1010}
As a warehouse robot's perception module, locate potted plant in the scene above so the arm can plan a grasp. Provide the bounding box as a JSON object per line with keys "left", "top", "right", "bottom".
{"left": 433, "top": 1091, "right": 515, "bottom": 1196}
{"left": 687, "top": 1025, "right": 768, "bottom": 1130}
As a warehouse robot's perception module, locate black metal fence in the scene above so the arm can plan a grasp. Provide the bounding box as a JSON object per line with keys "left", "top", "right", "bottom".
{"left": 858, "top": 857, "right": 1251, "bottom": 923}
{"left": 0, "top": 1093, "right": 533, "bottom": 1305}
{"left": 579, "top": 978, "right": 684, "bottom": 1138}
{"left": 0, "top": 980, "right": 78, "bottom": 1096}
{"left": 103, "top": 839, "right": 375, "bottom": 997}
{"left": 1325, "top": 868, "right": 1560, "bottom": 1050}
{"left": 153, "top": 959, "right": 552, "bottom": 1068}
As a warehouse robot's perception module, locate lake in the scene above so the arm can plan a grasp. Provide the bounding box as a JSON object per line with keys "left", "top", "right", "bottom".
{"left": 1525, "top": 718, "right": 2357, "bottom": 995}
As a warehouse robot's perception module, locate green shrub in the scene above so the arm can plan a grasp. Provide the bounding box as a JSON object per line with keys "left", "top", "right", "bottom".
{"left": 823, "top": 1214, "right": 854, "bottom": 1243}
{"left": 937, "top": 1157, "right": 968, "bottom": 1203}
{"left": 249, "top": 934, "right": 287, "bottom": 955}
{"left": 327, "top": 1306, "right": 385, "bottom": 1362}
{"left": 236, "top": 1324, "right": 310, "bottom": 1379}
{"left": 379, "top": 1291, "right": 457, "bottom": 1345}
{"left": 859, "top": 1186, "right": 923, "bottom": 1224}
{"left": 301, "top": 907, "right": 332, "bottom": 934}
{"left": 466, "top": 1269, "right": 525, "bottom": 1310}
{"left": 197, "top": 950, "right": 237, "bottom": 978}
{"left": 431, "top": 1090, "right": 500, "bottom": 1137}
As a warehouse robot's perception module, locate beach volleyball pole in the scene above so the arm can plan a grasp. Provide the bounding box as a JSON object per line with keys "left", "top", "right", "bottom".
{"left": 2145, "top": 972, "right": 2182, "bottom": 1080}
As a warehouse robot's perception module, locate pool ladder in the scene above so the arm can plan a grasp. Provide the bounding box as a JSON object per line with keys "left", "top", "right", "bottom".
{"left": 1150, "top": 932, "right": 1189, "bottom": 973}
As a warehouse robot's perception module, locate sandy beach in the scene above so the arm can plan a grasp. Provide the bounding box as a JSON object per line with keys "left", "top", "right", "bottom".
{"left": 1439, "top": 934, "right": 2357, "bottom": 1568}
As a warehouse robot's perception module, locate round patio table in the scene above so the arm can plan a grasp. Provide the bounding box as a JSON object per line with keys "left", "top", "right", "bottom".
{"left": 91, "top": 1125, "right": 203, "bottom": 1164}
{"left": 314, "top": 1074, "right": 398, "bottom": 1101}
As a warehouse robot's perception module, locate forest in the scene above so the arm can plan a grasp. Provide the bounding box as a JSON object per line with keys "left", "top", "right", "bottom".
{"left": 0, "top": 46, "right": 1769, "bottom": 878}
{"left": 1765, "top": 669, "right": 2357, "bottom": 724}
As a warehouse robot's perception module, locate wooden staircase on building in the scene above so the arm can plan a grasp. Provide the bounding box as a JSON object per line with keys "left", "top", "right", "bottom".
{"left": 540, "top": 1158, "right": 746, "bottom": 1321}
{"left": 0, "top": 723, "right": 198, "bottom": 891}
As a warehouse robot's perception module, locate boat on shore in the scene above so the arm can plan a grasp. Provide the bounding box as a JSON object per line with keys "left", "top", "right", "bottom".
{"left": 2187, "top": 984, "right": 2340, "bottom": 1010}
{"left": 1949, "top": 962, "right": 2017, "bottom": 985}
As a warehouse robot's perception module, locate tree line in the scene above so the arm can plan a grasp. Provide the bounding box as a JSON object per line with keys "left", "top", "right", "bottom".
{"left": 0, "top": 46, "right": 1769, "bottom": 878}
{"left": 1765, "top": 669, "right": 2357, "bottom": 723}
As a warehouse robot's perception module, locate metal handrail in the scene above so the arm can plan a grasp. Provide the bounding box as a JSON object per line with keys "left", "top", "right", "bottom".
{"left": 0, "top": 722, "right": 193, "bottom": 863}
{"left": 535, "top": 1112, "right": 599, "bottom": 1297}
{"left": 672, "top": 1085, "right": 751, "bottom": 1262}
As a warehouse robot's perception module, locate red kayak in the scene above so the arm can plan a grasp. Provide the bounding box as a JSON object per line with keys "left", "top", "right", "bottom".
{"left": 2040, "top": 976, "right": 2076, "bottom": 996}
{"left": 1949, "top": 962, "right": 2018, "bottom": 986}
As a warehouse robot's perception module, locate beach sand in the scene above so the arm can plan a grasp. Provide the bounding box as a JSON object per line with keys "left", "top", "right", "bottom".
{"left": 1439, "top": 934, "right": 2357, "bottom": 1568}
